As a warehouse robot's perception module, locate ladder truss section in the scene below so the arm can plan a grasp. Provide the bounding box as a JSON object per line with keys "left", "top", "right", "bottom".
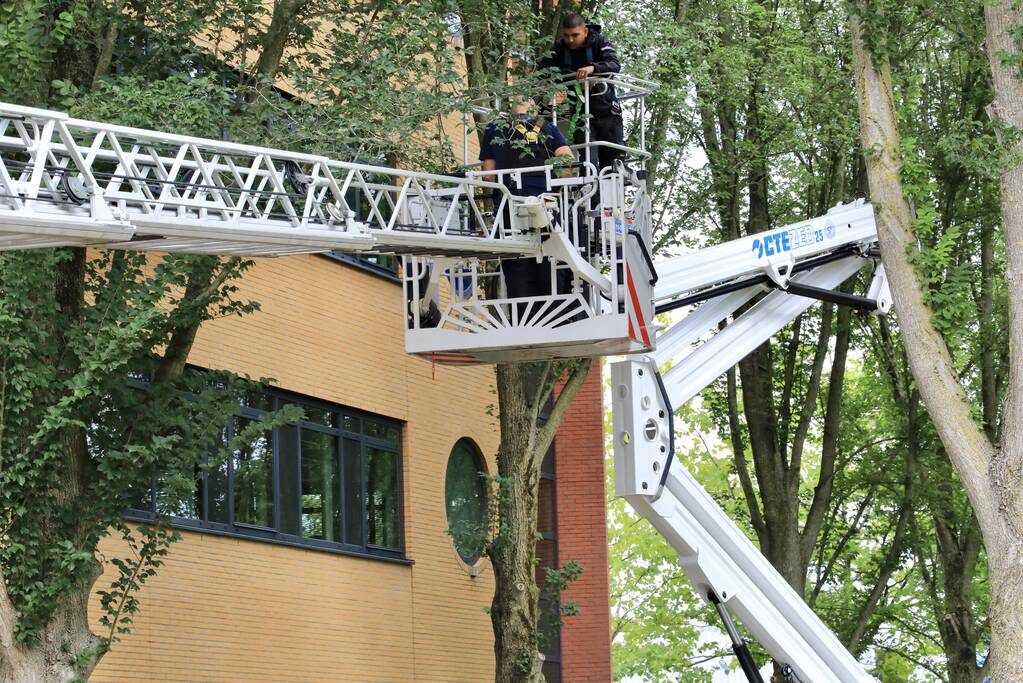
{"left": 0, "top": 102, "right": 543, "bottom": 257}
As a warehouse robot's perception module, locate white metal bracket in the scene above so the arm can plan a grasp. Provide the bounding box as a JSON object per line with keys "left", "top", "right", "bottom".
{"left": 541, "top": 230, "right": 612, "bottom": 294}
{"left": 763, "top": 251, "right": 795, "bottom": 289}
{"left": 867, "top": 261, "right": 892, "bottom": 314}
{"left": 610, "top": 358, "right": 671, "bottom": 499}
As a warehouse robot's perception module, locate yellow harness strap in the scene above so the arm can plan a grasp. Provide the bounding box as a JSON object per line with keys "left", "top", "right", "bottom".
{"left": 513, "top": 119, "right": 544, "bottom": 144}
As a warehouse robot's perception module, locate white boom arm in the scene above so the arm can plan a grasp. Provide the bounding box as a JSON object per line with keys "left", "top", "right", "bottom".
{"left": 0, "top": 102, "right": 548, "bottom": 256}
{"left": 611, "top": 202, "right": 885, "bottom": 682}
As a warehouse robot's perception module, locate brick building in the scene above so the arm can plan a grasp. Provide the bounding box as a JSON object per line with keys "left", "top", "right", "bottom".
{"left": 87, "top": 248, "right": 613, "bottom": 681}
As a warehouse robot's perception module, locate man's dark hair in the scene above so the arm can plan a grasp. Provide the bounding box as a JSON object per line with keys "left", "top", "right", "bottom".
{"left": 561, "top": 12, "right": 586, "bottom": 28}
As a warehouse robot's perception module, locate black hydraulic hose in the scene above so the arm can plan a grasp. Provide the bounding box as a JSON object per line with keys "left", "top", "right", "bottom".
{"left": 653, "top": 367, "right": 675, "bottom": 490}
{"left": 656, "top": 273, "right": 771, "bottom": 315}
{"left": 627, "top": 228, "right": 658, "bottom": 285}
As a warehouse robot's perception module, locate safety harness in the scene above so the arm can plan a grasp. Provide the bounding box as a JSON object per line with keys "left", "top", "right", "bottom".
{"left": 506, "top": 116, "right": 551, "bottom": 169}
{"left": 513, "top": 118, "right": 545, "bottom": 145}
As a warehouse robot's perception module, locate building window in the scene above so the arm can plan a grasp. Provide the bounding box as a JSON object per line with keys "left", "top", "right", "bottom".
{"left": 129, "top": 388, "right": 404, "bottom": 560}
{"left": 445, "top": 438, "right": 487, "bottom": 563}
{"left": 538, "top": 432, "right": 562, "bottom": 682}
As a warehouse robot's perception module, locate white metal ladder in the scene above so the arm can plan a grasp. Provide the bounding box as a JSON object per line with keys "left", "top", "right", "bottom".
{"left": 0, "top": 102, "right": 550, "bottom": 257}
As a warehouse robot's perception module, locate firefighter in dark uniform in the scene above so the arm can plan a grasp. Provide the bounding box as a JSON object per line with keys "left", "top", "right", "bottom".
{"left": 480, "top": 100, "right": 573, "bottom": 305}
{"left": 538, "top": 13, "right": 624, "bottom": 170}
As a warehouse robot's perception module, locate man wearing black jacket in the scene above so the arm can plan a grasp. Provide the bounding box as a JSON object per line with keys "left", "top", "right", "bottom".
{"left": 538, "top": 13, "right": 623, "bottom": 170}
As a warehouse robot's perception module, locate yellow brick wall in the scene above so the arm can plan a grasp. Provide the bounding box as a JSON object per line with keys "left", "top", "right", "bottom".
{"left": 89, "top": 255, "right": 500, "bottom": 682}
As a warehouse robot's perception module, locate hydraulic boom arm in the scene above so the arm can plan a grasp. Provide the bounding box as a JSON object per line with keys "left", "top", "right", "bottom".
{"left": 0, "top": 93, "right": 889, "bottom": 681}
{"left": 611, "top": 201, "right": 886, "bottom": 682}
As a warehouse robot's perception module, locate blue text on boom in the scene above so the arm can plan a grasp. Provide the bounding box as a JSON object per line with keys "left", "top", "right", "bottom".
{"left": 752, "top": 224, "right": 825, "bottom": 259}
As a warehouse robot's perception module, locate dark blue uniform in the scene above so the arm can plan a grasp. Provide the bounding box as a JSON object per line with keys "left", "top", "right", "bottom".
{"left": 480, "top": 114, "right": 570, "bottom": 309}
{"left": 480, "top": 115, "right": 569, "bottom": 196}
{"left": 538, "top": 23, "right": 624, "bottom": 169}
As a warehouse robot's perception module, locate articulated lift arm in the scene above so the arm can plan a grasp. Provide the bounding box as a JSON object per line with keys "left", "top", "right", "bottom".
{"left": 611, "top": 201, "right": 886, "bottom": 682}
{"left": 0, "top": 96, "right": 886, "bottom": 681}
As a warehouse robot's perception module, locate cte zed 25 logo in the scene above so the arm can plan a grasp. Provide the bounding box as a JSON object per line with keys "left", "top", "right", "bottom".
{"left": 751, "top": 222, "right": 833, "bottom": 259}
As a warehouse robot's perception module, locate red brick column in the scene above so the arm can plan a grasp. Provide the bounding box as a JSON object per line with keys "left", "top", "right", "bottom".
{"left": 555, "top": 362, "right": 612, "bottom": 682}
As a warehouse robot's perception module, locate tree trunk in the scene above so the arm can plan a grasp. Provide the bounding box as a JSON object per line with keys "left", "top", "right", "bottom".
{"left": 934, "top": 508, "right": 983, "bottom": 683}
{"left": 253, "top": 0, "right": 310, "bottom": 82}
{"left": 983, "top": 0, "right": 1023, "bottom": 548}
{"left": 491, "top": 362, "right": 546, "bottom": 683}
{"left": 91, "top": 1, "right": 127, "bottom": 89}
{"left": 984, "top": 543, "right": 1023, "bottom": 681}
{"left": 0, "top": 251, "right": 106, "bottom": 682}
{"left": 0, "top": 583, "right": 104, "bottom": 683}
{"left": 239, "top": 0, "right": 310, "bottom": 107}
{"left": 873, "top": 320, "right": 986, "bottom": 681}
{"left": 852, "top": 3, "right": 1023, "bottom": 680}
{"left": 489, "top": 360, "right": 591, "bottom": 683}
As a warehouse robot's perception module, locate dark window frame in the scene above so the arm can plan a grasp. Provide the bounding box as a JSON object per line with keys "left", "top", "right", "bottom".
{"left": 320, "top": 252, "right": 400, "bottom": 283}
{"left": 127, "top": 385, "right": 408, "bottom": 563}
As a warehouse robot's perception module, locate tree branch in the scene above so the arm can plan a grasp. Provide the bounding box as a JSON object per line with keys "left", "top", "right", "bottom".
{"left": 153, "top": 259, "right": 219, "bottom": 386}
{"left": 809, "top": 484, "right": 876, "bottom": 605}
{"left": 778, "top": 314, "right": 802, "bottom": 452}
{"left": 788, "top": 303, "right": 832, "bottom": 476}
{"left": 726, "top": 367, "right": 766, "bottom": 543}
{"left": 802, "top": 304, "right": 850, "bottom": 564}
{"left": 845, "top": 468, "right": 913, "bottom": 654}
{"left": 533, "top": 359, "right": 593, "bottom": 463}
{"left": 527, "top": 362, "right": 553, "bottom": 425}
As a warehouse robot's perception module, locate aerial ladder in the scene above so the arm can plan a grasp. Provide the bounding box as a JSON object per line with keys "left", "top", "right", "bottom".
{"left": 0, "top": 77, "right": 887, "bottom": 682}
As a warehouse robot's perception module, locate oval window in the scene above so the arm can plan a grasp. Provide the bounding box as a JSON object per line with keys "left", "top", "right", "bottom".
{"left": 445, "top": 439, "right": 487, "bottom": 563}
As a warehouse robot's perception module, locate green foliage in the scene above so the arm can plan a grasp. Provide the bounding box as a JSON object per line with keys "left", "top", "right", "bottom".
{"left": 73, "top": 76, "right": 238, "bottom": 138}
{"left": 514, "top": 651, "right": 536, "bottom": 675}
{"left": 607, "top": 372, "right": 725, "bottom": 682}
{"left": 0, "top": 0, "right": 1005, "bottom": 681}
{"left": 284, "top": 0, "right": 466, "bottom": 168}
{"left": 0, "top": 248, "right": 246, "bottom": 644}
{"left": 0, "top": 0, "right": 555, "bottom": 667}
{"left": 0, "top": 0, "right": 84, "bottom": 104}
{"left": 875, "top": 648, "right": 917, "bottom": 681}
{"left": 602, "top": 1, "right": 1001, "bottom": 682}
{"left": 96, "top": 523, "right": 179, "bottom": 647}
{"left": 539, "top": 559, "right": 583, "bottom": 649}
